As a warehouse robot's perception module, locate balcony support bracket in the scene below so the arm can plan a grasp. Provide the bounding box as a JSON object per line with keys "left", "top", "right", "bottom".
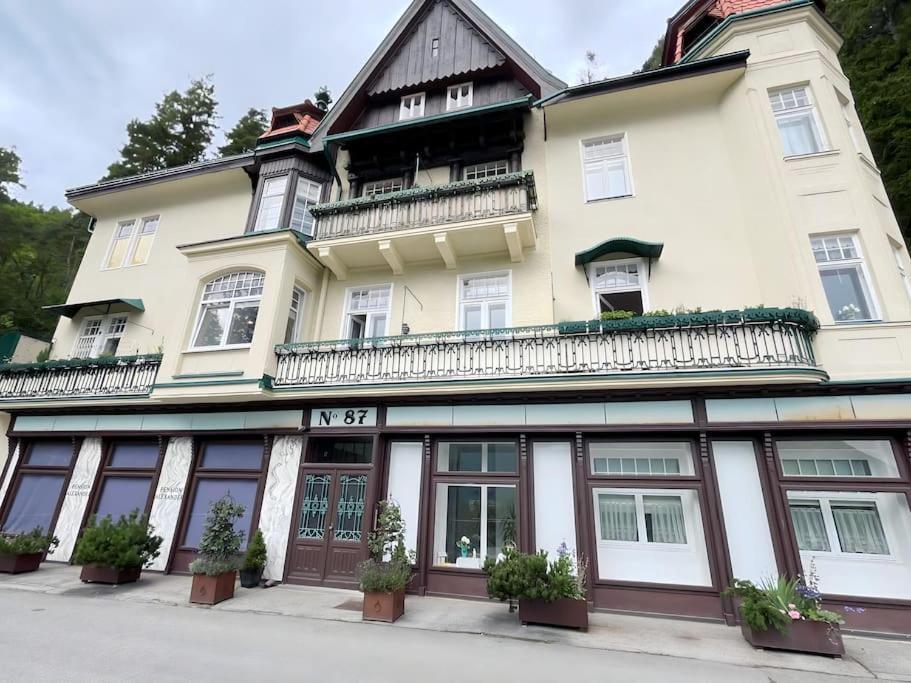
{"left": 434, "top": 232, "right": 458, "bottom": 270}
{"left": 378, "top": 239, "right": 405, "bottom": 275}
{"left": 317, "top": 246, "right": 348, "bottom": 281}
{"left": 504, "top": 223, "right": 524, "bottom": 263}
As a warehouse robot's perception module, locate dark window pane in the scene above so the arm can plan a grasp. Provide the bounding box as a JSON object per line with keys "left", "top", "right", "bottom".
{"left": 94, "top": 477, "right": 153, "bottom": 521}
{"left": 445, "top": 485, "right": 481, "bottom": 561}
{"left": 25, "top": 441, "right": 73, "bottom": 467}
{"left": 200, "top": 442, "right": 263, "bottom": 470}
{"left": 109, "top": 442, "right": 159, "bottom": 469}
{"left": 2, "top": 474, "right": 66, "bottom": 534}
{"left": 488, "top": 444, "right": 517, "bottom": 472}
{"left": 181, "top": 478, "right": 258, "bottom": 550}
{"left": 599, "top": 290, "right": 644, "bottom": 315}
{"left": 308, "top": 439, "right": 372, "bottom": 465}
{"left": 449, "top": 444, "right": 482, "bottom": 471}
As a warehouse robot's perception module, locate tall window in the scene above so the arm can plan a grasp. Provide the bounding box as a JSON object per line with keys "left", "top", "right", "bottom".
{"left": 1, "top": 441, "right": 74, "bottom": 535}
{"left": 362, "top": 178, "right": 403, "bottom": 198}
{"left": 588, "top": 259, "right": 647, "bottom": 315}
{"left": 192, "top": 271, "right": 264, "bottom": 349}
{"left": 788, "top": 494, "right": 890, "bottom": 556}
{"left": 446, "top": 82, "right": 473, "bottom": 110}
{"left": 891, "top": 241, "right": 911, "bottom": 302}
{"left": 344, "top": 284, "right": 391, "bottom": 340}
{"left": 810, "top": 234, "right": 878, "bottom": 322}
{"left": 463, "top": 160, "right": 509, "bottom": 181}
{"left": 768, "top": 86, "right": 827, "bottom": 157}
{"left": 458, "top": 272, "right": 510, "bottom": 330}
{"left": 284, "top": 287, "right": 307, "bottom": 344}
{"left": 399, "top": 93, "right": 425, "bottom": 120}
{"left": 290, "top": 177, "right": 321, "bottom": 236}
{"left": 104, "top": 216, "right": 159, "bottom": 269}
{"left": 581, "top": 134, "right": 632, "bottom": 201}
{"left": 253, "top": 176, "right": 288, "bottom": 232}
{"left": 91, "top": 441, "right": 162, "bottom": 522}
{"left": 72, "top": 315, "right": 127, "bottom": 359}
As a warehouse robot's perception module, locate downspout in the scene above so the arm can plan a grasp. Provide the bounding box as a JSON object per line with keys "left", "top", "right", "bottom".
{"left": 312, "top": 266, "right": 330, "bottom": 340}
{"left": 323, "top": 141, "right": 344, "bottom": 201}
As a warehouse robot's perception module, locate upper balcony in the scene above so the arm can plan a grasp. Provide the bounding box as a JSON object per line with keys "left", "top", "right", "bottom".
{"left": 307, "top": 171, "right": 537, "bottom": 278}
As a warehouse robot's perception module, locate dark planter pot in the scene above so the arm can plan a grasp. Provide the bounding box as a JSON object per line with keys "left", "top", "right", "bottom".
{"left": 519, "top": 597, "right": 589, "bottom": 631}
{"left": 741, "top": 620, "right": 844, "bottom": 657}
{"left": 190, "top": 571, "right": 236, "bottom": 605}
{"left": 0, "top": 552, "right": 43, "bottom": 574}
{"left": 80, "top": 564, "right": 142, "bottom": 585}
{"left": 362, "top": 588, "right": 405, "bottom": 623}
{"left": 239, "top": 566, "right": 264, "bottom": 588}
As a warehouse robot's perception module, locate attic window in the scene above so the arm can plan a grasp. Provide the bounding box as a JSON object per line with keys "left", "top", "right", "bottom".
{"left": 447, "top": 83, "right": 473, "bottom": 111}
{"left": 681, "top": 13, "right": 722, "bottom": 54}
{"left": 399, "top": 93, "right": 425, "bottom": 120}
{"left": 431, "top": 38, "right": 440, "bottom": 58}
{"left": 272, "top": 113, "right": 297, "bottom": 129}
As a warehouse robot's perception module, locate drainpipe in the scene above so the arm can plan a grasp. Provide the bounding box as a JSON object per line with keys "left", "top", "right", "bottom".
{"left": 312, "top": 267, "right": 330, "bottom": 340}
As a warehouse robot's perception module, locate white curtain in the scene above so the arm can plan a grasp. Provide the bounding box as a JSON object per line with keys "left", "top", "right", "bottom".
{"left": 789, "top": 503, "right": 830, "bottom": 551}
{"left": 599, "top": 494, "right": 637, "bottom": 541}
{"left": 643, "top": 495, "right": 687, "bottom": 544}
{"left": 832, "top": 505, "right": 889, "bottom": 555}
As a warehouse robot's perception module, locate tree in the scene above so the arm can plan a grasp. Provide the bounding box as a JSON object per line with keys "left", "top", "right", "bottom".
{"left": 314, "top": 86, "right": 332, "bottom": 112}
{"left": 577, "top": 51, "right": 605, "bottom": 84}
{"left": 639, "top": 37, "right": 665, "bottom": 73}
{"left": 105, "top": 76, "right": 218, "bottom": 179}
{"left": 219, "top": 108, "right": 268, "bottom": 156}
{"left": 0, "top": 147, "right": 23, "bottom": 200}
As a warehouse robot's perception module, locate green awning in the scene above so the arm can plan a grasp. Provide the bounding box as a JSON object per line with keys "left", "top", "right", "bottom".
{"left": 575, "top": 238, "right": 664, "bottom": 266}
{"left": 43, "top": 298, "right": 145, "bottom": 319}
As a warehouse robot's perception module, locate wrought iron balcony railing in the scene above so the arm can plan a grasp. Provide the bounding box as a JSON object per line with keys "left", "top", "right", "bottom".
{"left": 272, "top": 309, "right": 818, "bottom": 389}
{"left": 310, "top": 170, "right": 537, "bottom": 240}
{"left": 0, "top": 354, "right": 162, "bottom": 401}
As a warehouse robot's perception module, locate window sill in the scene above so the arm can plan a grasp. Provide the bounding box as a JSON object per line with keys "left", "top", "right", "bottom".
{"left": 798, "top": 550, "right": 897, "bottom": 565}
{"left": 100, "top": 262, "right": 150, "bottom": 272}
{"left": 830, "top": 319, "right": 882, "bottom": 326}
{"left": 596, "top": 541, "right": 695, "bottom": 553}
{"left": 585, "top": 193, "right": 634, "bottom": 205}
{"left": 783, "top": 149, "right": 840, "bottom": 162}
{"left": 183, "top": 344, "right": 252, "bottom": 354}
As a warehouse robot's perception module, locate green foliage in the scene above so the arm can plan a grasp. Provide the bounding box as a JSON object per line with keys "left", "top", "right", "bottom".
{"left": 242, "top": 529, "right": 267, "bottom": 571}
{"left": 188, "top": 495, "right": 245, "bottom": 576}
{"left": 639, "top": 36, "right": 665, "bottom": 72}
{"left": 72, "top": 510, "right": 162, "bottom": 570}
{"left": 314, "top": 86, "right": 332, "bottom": 112}
{"left": 358, "top": 499, "right": 412, "bottom": 593}
{"left": 357, "top": 550, "right": 412, "bottom": 593}
{"left": 0, "top": 528, "right": 59, "bottom": 555}
{"left": 0, "top": 147, "right": 23, "bottom": 200}
{"left": 599, "top": 309, "right": 637, "bottom": 321}
{"left": 219, "top": 108, "right": 268, "bottom": 157}
{"left": 725, "top": 576, "right": 844, "bottom": 634}
{"left": 367, "top": 499, "right": 406, "bottom": 560}
{"left": 35, "top": 345, "right": 51, "bottom": 362}
{"left": 484, "top": 550, "right": 586, "bottom": 604}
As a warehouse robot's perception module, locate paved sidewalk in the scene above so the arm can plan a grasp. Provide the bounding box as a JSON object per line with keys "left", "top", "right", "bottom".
{"left": 2, "top": 564, "right": 909, "bottom": 681}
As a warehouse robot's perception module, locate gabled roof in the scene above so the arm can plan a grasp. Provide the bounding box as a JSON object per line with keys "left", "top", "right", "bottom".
{"left": 259, "top": 100, "right": 325, "bottom": 143}
{"left": 309, "top": 0, "right": 565, "bottom": 151}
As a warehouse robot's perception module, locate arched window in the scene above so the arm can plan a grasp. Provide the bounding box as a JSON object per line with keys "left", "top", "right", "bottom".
{"left": 191, "top": 271, "right": 264, "bottom": 349}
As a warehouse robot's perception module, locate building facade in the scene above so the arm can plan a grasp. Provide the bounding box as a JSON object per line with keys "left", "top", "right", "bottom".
{"left": 2, "top": 0, "right": 911, "bottom": 635}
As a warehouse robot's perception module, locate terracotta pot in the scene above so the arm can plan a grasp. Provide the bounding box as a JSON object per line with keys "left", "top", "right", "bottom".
{"left": 740, "top": 619, "right": 844, "bottom": 657}
{"left": 0, "top": 552, "right": 43, "bottom": 574}
{"left": 190, "top": 571, "right": 236, "bottom": 605}
{"left": 519, "top": 597, "right": 589, "bottom": 631}
{"left": 362, "top": 588, "right": 405, "bottom": 623}
{"left": 239, "top": 566, "right": 264, "bottom": 588}
{"left": 79, "top": 564, "right": 142, "bottom": 585}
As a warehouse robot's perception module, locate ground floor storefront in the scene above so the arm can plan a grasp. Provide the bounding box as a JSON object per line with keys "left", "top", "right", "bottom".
{"left": 2, "top": 387, "right": 910, "bottom": 635}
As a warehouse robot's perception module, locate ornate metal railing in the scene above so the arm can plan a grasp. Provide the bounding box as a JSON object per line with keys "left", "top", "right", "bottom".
{"left": 0, "top": 354, "right": 162, "bottom": 401}
{"left": 311, "top": 171, "right": 536, "bottom": 240}
{"left": 272, "top": 309, "right": 818, "bottom": 388}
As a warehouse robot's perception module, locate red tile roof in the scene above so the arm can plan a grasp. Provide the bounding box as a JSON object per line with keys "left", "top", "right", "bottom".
{"left": 259, "top": 100, "right": 326, "bottom": 141}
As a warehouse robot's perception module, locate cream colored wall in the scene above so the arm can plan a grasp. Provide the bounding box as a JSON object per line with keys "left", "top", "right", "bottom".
{"left": 10, "top": 335, "right": 49, "bottom": 363}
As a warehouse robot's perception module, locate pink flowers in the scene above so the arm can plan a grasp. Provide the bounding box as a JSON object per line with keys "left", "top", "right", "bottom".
{"left": 788, "top": 609, "right": 802, "bottom": 620}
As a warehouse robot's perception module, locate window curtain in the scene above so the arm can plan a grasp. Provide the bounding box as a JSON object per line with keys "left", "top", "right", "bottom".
{"left": 643, "top": 495, "right": 687, "bottom": 544}
{"left": 599, "top": 494, "right": 638, "bottom": 541}
{"left": 832, "top": 505, "right": 889, "bottom": 555}
{"left": 777, "top": 114, "right": 820, "bottom": 156}
{"left": 789, "top": 503, "right": 830, "bottom": 551}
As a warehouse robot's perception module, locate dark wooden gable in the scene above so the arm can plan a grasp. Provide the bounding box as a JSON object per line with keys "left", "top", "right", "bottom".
{"left": 367, "top": 0, "right": 505, "bottom": 95}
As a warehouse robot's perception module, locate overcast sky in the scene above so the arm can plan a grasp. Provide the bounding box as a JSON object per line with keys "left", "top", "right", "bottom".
{"left": 0, "top": 0, "right": 680, "bottom": 209}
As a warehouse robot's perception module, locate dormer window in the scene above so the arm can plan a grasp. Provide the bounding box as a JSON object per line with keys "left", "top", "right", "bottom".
{"left": 447, "top": 82, "right": 473, "bottom": 111}
{"left": 399, "top": 93, "right": 425, "bottom": 120}
{"left": 431, "top": 38, "right": 440, "bottom": 58}
{"left": 251, "top": 173, "right": 323, "bottom": 235}
{"left": 253, "top": 176, "right": 288, "bottom": 232}
{"left": 289, "top": 177, "right": 322, "bottom": 236}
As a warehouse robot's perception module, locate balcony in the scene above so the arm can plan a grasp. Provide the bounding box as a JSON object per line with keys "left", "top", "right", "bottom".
{"left": 0, "top": 354, "right": 162, "bottom": 402}
{"left": 271, "top": 309, "right": 821, "bottom": 391}
{"left": 308, "top": 171, "right": 537, "bottom": 278}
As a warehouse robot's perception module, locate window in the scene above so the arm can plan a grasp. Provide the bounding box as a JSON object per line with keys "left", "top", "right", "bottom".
{"left": 283, "top": 287, "right": 307, "bottom": 344}
{"left": 777, "top": 439, "right": 899, "bottom": 478}
{"left": 463, "top": 160, "right": 509, "bottom": 181}
{"left": 308, "top": 438, "right": 373, "bottom": 465}
{"left": 1, "top": 441, "right": 74, "bottom": 535}
{"left": 72, "top": 315, "right": 127, "bottom": 359}
{"left": 811, "top": 234, "right": 878, "bottom": 322}
{"left": 362, "top": 178, "right": 403, "bottom": 198}
{"left": 399, "top": 93, "right": 425, "bottom": 120}
{"left": 589, "top": 442, "right": 695, "bottom": 476}
{"left": 788, "top": 494, "right": 890, "bottom": 556}
{"left": 104, "top": 216, "right": 159, "bottom": 269}
{"left": 290, "top": 177, "right": 321, "bottom": 236}
{"left": 446, "top": 82, "right": 473, "bottom": 110}
{"left": 433, "top": 483, "right": 516, "bottom": 567}
{"left": 91, "top": 441, "right": 161, "bottom": 522}
{"left": 892, "top": 241, "right": 911, "bottom": 302}
{"left": 431, "top": 38, "right": 440, "bottom": 58}
{"left": 596, "top": 491, "right": 688, "bottom": 545}
{"left": 437, "top": 442, "right": 517, "bottom": 473}
{"left": 458, "top": 272, "right": 510, "bottom": 331}
{"left": 344, "top": 284, "right": 391, "bottom": 340}
{"left": 768, "top": 86, "right": 827, "bottom": 157}
{"left": 253, "top": 176, "right": 288, "bottom": 232}
{"left": 192, "top": 271, "right": 264, "bottom": 349}
{"left": 588, "top": 259, "right": 647, "bottom": 315}
{"left": 581, "top": 134, "right": 632, "bottom": 201}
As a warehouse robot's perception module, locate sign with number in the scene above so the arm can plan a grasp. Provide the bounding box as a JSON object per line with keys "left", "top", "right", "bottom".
{"left": 310, "top": 407, "right": 377, "bottom": 428}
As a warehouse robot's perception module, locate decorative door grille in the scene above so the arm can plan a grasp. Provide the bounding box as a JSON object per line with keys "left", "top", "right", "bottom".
{"left": 298, "top": 474, "right": 332, "bottom": 539}
{"left": 334, "top": 474, "right": 368, "bottom": 542}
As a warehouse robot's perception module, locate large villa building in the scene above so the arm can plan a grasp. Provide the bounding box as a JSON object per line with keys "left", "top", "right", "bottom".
{"left": 2, "top": 0, "right": 910, "bottom": 635}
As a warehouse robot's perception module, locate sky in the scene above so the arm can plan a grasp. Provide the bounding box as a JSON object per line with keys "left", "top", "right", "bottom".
{"left": 0, "top": 0, "right": 681, "bottom": 209}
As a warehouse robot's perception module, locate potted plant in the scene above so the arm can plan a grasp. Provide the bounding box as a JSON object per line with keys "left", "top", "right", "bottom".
{"left": 73, "top": 510, "right": 163, "bottom": 585}
{"left": 0, "top": 528, "right": 58, "bottom": 574}
{"left": 188, "top": 495, "right": 245, "bottom": 605}
{"left": 239, "top": 529, "right": 267, "bottom": 588}
{"left": 725, "top": 563, "right": 844, "bottom": 656}
{"left": 357, "top": 499, "right": 413, "bottom": 623}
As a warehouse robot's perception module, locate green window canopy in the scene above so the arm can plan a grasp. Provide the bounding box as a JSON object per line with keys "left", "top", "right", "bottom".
{"left": 574, "top": 238, "right": 664, "bottom": 267}
{"left": 43, "top": 298, "right": 145, "bottom": 319}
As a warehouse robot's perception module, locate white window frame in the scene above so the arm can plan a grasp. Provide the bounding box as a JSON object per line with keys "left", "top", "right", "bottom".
{"left": 446, "top": 82, "right": 473, "bottom": 111}
{"left": 768, "top": 85, "right": 829, "bottom": 158}
{"left": 102, "top": 216, "right": 160, "bottom": 270}
{"left": 430, "top": 38, "right": 440, "bottom": 58}
{"left": 891, "top": 240, "right": 911, "bottom": 303}
{"left": 835, "top": 89, "right": 861, "bottom": 153}
{"left": 463, "top": 160, "right": 509, "bottom": 181}
{"left": 456, "top": 270, "right": 512, "bottom": 332}
{"left": 399, "top": 92, "right": 425, "bottom": 121}
{"left": 592, "top": 487, "right": 698, "bottom": 551}
{"left": 341, "top": 284, "right": 393, "bottom": 340}
{"left": 284, "top": 286, "right": 308, "bottom": 345}
{"left": 810, "top": 233, "right": 880, "bottom": 323}
{"left": 289, "top": 177, "right": 322, "bottom": 236}
{"left": 580, "top": 133, "right": 633, "bottom": 202}
{"left": 253, "top": 176, "right": 288, "bottom": 232}
{"left": 587, "top": 257, "right": 649, "bottom": 316}
{"left": 788, "top": 492, "right": 895, "bottom": 560}
{"left": 362, "top": 178, "right": 404, "bottom": 198}
{"left": 190, "top": 271, "right": 265, "bottom": 351}
{"left": 71, "top": 315, "right": 128, "bottom": 359}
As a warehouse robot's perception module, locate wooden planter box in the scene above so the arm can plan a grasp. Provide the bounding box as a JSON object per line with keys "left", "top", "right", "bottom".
{"left": 741, "top": 620, "right": 844, "bottom": 657}
{"left": 190, "top": 571, "right": 236, "bottom": 605}
{"left": 0, "top": 552, "right": 42, "bottom": 574}
{"left": 79, "top": 564, "right": 142, "bottom": 585}
{"left": 519, "top": 597, "right": 589, "bottom": 631}
{"left": 362, "top": 588, "right": 405, "bottom": 623}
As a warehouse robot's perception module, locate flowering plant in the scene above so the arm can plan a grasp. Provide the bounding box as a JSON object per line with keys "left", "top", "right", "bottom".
{"left": 837, "top": 303, "right": 862, "bottom": 320}
{"left": 456, "top": 536, "right": 472, "bottom": 551}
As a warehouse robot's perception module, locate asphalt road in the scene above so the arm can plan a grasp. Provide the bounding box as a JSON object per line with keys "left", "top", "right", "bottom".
{"left": 0, "top": 591, "right": 847, "bottom": 682}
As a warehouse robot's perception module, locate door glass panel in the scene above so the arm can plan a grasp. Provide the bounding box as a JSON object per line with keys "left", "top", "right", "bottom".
{"left": 334, "top": 475, "right": 368, "bottom": 542}
{"left": 309, "top": 438, "right": 372, "bottom": 465}
{"left": 299, "top": 474, "right": 332, "bottom": 540}
{"left": 486, "top": 486, "right": 517, "bottom": 556}
{"left": 25, "top": 441, "right": 73, "bottom": 467}
{"left": 2, "top": 474, "right": 66, "bottom": 534}
{"left": 94, "top": 476, "right": 153, "bottom": 521}
{"left": 182, "top": 478, "right": 258, "bottom": 549}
